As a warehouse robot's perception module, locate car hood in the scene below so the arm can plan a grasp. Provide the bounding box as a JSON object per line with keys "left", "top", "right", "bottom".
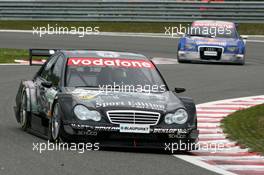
{"left": 187, "top": 36, "right": 239, "bottom": 47}
{"left": 64, "top": 88, "right": 183, "bottom": 112}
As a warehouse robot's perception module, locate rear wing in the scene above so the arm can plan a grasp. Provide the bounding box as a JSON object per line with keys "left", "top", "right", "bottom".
{"left": 29, "top": 49, "right": 57, "bottom": 65}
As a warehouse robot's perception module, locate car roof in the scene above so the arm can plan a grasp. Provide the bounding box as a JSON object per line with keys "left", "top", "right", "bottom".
{"left": 59, "top": 50, "right": 148, "bottom": 60}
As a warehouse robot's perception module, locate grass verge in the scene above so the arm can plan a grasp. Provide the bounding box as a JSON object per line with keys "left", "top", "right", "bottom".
{"left": 0, "top": 21, "right": 264, "bottom": 35}
{"left": 0, "top": 48, "right": 27, "bottom": 63}
{"left": 222, "top": 104, "right": 264, "bottom": 154}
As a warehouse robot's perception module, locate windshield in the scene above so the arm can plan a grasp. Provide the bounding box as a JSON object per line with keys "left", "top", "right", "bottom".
{"left": 187, "top": 24, "right": 238, "bottom": 38}
{"left": 65, "top": 57, "right": 167, "bottom": 93}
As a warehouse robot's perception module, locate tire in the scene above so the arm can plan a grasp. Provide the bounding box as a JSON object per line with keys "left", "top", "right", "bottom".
{"left": 19, "top": 92, "right": 30, "bottom": 131}
{"left": 48, "top": 103, "right": 61, "bottom": 142}
{"left": 238, "top": 60, "right": 245, "bottom": 65}
{"left": 177, "top": 59, "right": 184, "bottom": 63}
{"left": 177, "top": 59, "right": 190, "bottom": 64}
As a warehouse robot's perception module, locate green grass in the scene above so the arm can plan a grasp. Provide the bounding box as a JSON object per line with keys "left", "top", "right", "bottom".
{"left": 0, "top": 21, "right": 263, "bottom": 34}
{"left": 222, "top": 104, "right": 264, "bottom": 154}
{"left": 0, "top": 48, "right": 27, "bottom": 63}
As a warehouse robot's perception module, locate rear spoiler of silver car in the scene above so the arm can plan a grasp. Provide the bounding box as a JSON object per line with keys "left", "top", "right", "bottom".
{"left": 29, "top": 49, "right": 57, "bottom": 65}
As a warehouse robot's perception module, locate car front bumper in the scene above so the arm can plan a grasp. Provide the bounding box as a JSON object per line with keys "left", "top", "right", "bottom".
{"left": 61, "top": 123, "right": 199, "bottom": 148}
{"left": 178, "top": 51, "right": 245, "bottom": 64}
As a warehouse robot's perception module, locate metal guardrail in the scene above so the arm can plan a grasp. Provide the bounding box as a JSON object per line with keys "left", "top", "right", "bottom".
{"left": 0, "top": 1, "right": 263, "bottom": 23}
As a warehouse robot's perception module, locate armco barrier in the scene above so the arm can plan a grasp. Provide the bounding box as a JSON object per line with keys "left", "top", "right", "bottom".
{"left": 0, "top": 1, "right": 263, "bottom": 23}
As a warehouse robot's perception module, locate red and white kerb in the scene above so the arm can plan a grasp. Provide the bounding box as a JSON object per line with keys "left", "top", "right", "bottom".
{"left": 67, "top": 58, "right": 154, "bottom": 69}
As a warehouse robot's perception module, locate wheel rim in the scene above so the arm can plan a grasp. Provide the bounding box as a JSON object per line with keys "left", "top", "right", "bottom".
{"left": 20, "top": 94, "right": 27, "bottom": 127}
{"left": 51, "top": 104, "right": 60, "bottom": 140}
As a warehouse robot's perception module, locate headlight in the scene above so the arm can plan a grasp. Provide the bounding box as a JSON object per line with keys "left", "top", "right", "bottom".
{"left": 74, "top": 105, "right": 101, "bottom": 121}
{"left": 185, "top": 43, "right": 196, "bottom": 50}
{"left": 227, "top": 46, "right": 238, "bottom": 52}
{"left": 164, "top": 109, "right": 188, "bottom": 124}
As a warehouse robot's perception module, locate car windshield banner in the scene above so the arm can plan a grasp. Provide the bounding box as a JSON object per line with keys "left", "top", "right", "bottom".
{"left": 192, "top": 22, "right": 234, "bottom": 28}
{"left": 67, "top": 57, "right": 154, "bottom": 69}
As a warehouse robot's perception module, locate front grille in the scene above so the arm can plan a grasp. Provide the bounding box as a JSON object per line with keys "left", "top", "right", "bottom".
{"left": 107, "top": 110, "right": 160, "bottom": 126}
{"left": 199, "top": 47, "right": 223, "bottom": 60}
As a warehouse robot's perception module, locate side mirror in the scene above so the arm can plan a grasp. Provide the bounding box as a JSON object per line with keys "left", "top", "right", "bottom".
{"left": 41, "top": 81, "right": 52, "bottom": 88}
{"left": 235, "top": 23, "right": 239, "bottom": 29}
{"left": 240, "top": 35, "right": 248, "bottom": 40}
{"left": 174, "top": 87, "right": 186, "bottom": 93}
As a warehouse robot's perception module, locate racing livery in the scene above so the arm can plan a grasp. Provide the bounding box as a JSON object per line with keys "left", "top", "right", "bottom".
{"left": 14, "top": 49, "right": 198, "bottom": 149}
{"left": 177, "top": 20, "right": 247, "bottom": 65}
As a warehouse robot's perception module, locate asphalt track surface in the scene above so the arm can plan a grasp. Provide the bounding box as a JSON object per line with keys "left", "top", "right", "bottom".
{"left": 0, "top": 32, "right": 263, "bottom": 175}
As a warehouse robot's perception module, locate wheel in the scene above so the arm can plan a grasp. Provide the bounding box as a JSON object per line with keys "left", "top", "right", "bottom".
{"left": 19, "top": 92, "right": 30, "bottom": 130}
{"left": 48, "top": 103, "right": 76, "bottom": 143}
{"left": 48, "top": 103, "right": 61, "bottom": 142}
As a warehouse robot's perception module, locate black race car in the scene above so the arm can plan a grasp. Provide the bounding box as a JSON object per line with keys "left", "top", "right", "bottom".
{"left": 14, "top": 49, "right": 198, "bottom": 149}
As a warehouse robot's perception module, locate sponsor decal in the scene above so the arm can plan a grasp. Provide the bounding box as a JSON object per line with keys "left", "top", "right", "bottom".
{"left": 94, "top": 126, "right": 119, "bottom": 131}
{"left": 195, "top": 38, "right": 227, "bottom": 46}
{"left": 95, "top": 100, "right": 165, "bottom": 111}
{"left": 192, "top": 22, "right": 234, "bottom": 28}
{"left": 72, "top": 89, "right": 95, "bottom": 94}
{"left": 71, "top": 124, "right": 119, "bottom": 132}
{"left": 191, "top": 38, "right": 227, "bottom": 46}
{"left": 45, "top": 88, "right": 57, "bottom": 114}
{"left": 119, "top": 124, "right": 150, "bottom": 133}
{"left": 71, "top": 123, "right": 94, "bottom": 130}
{"left": 78, "top": 95, "right": 97, "bottom": 100}
{"left": 46, "top": 88, "right": 57, "bottom": 103}
{"left": 71, "top": 124, "right": 190, "bottom": 134}
{"left": 196, "top": 41, "right": 226, "bottom": 46}
{"left": 67, "top": 57, "right": 154, "bottom": 69}
{"left": 128, "top": 101, "right": 165, "bottom": 110}
{"left": 72, "top": 89, "right": 102, "bottom": 100}
{"left": 78, "top": 131, "right": 98, "bottom": 136}
{"left": 153, "top": 128, "right": 189, "bottom": 133}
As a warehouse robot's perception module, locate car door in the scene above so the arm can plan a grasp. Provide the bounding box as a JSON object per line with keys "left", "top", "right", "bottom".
{"left": 45, "top": 54, "right": 65, "bottom": 113}
{"left": 35, "top": 54, "right": 62, "bottom": 117}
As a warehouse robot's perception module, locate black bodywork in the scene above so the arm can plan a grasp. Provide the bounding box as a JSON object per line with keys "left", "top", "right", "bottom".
{"left": 14, "top": 49, "right": 198, "bottom": 149}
